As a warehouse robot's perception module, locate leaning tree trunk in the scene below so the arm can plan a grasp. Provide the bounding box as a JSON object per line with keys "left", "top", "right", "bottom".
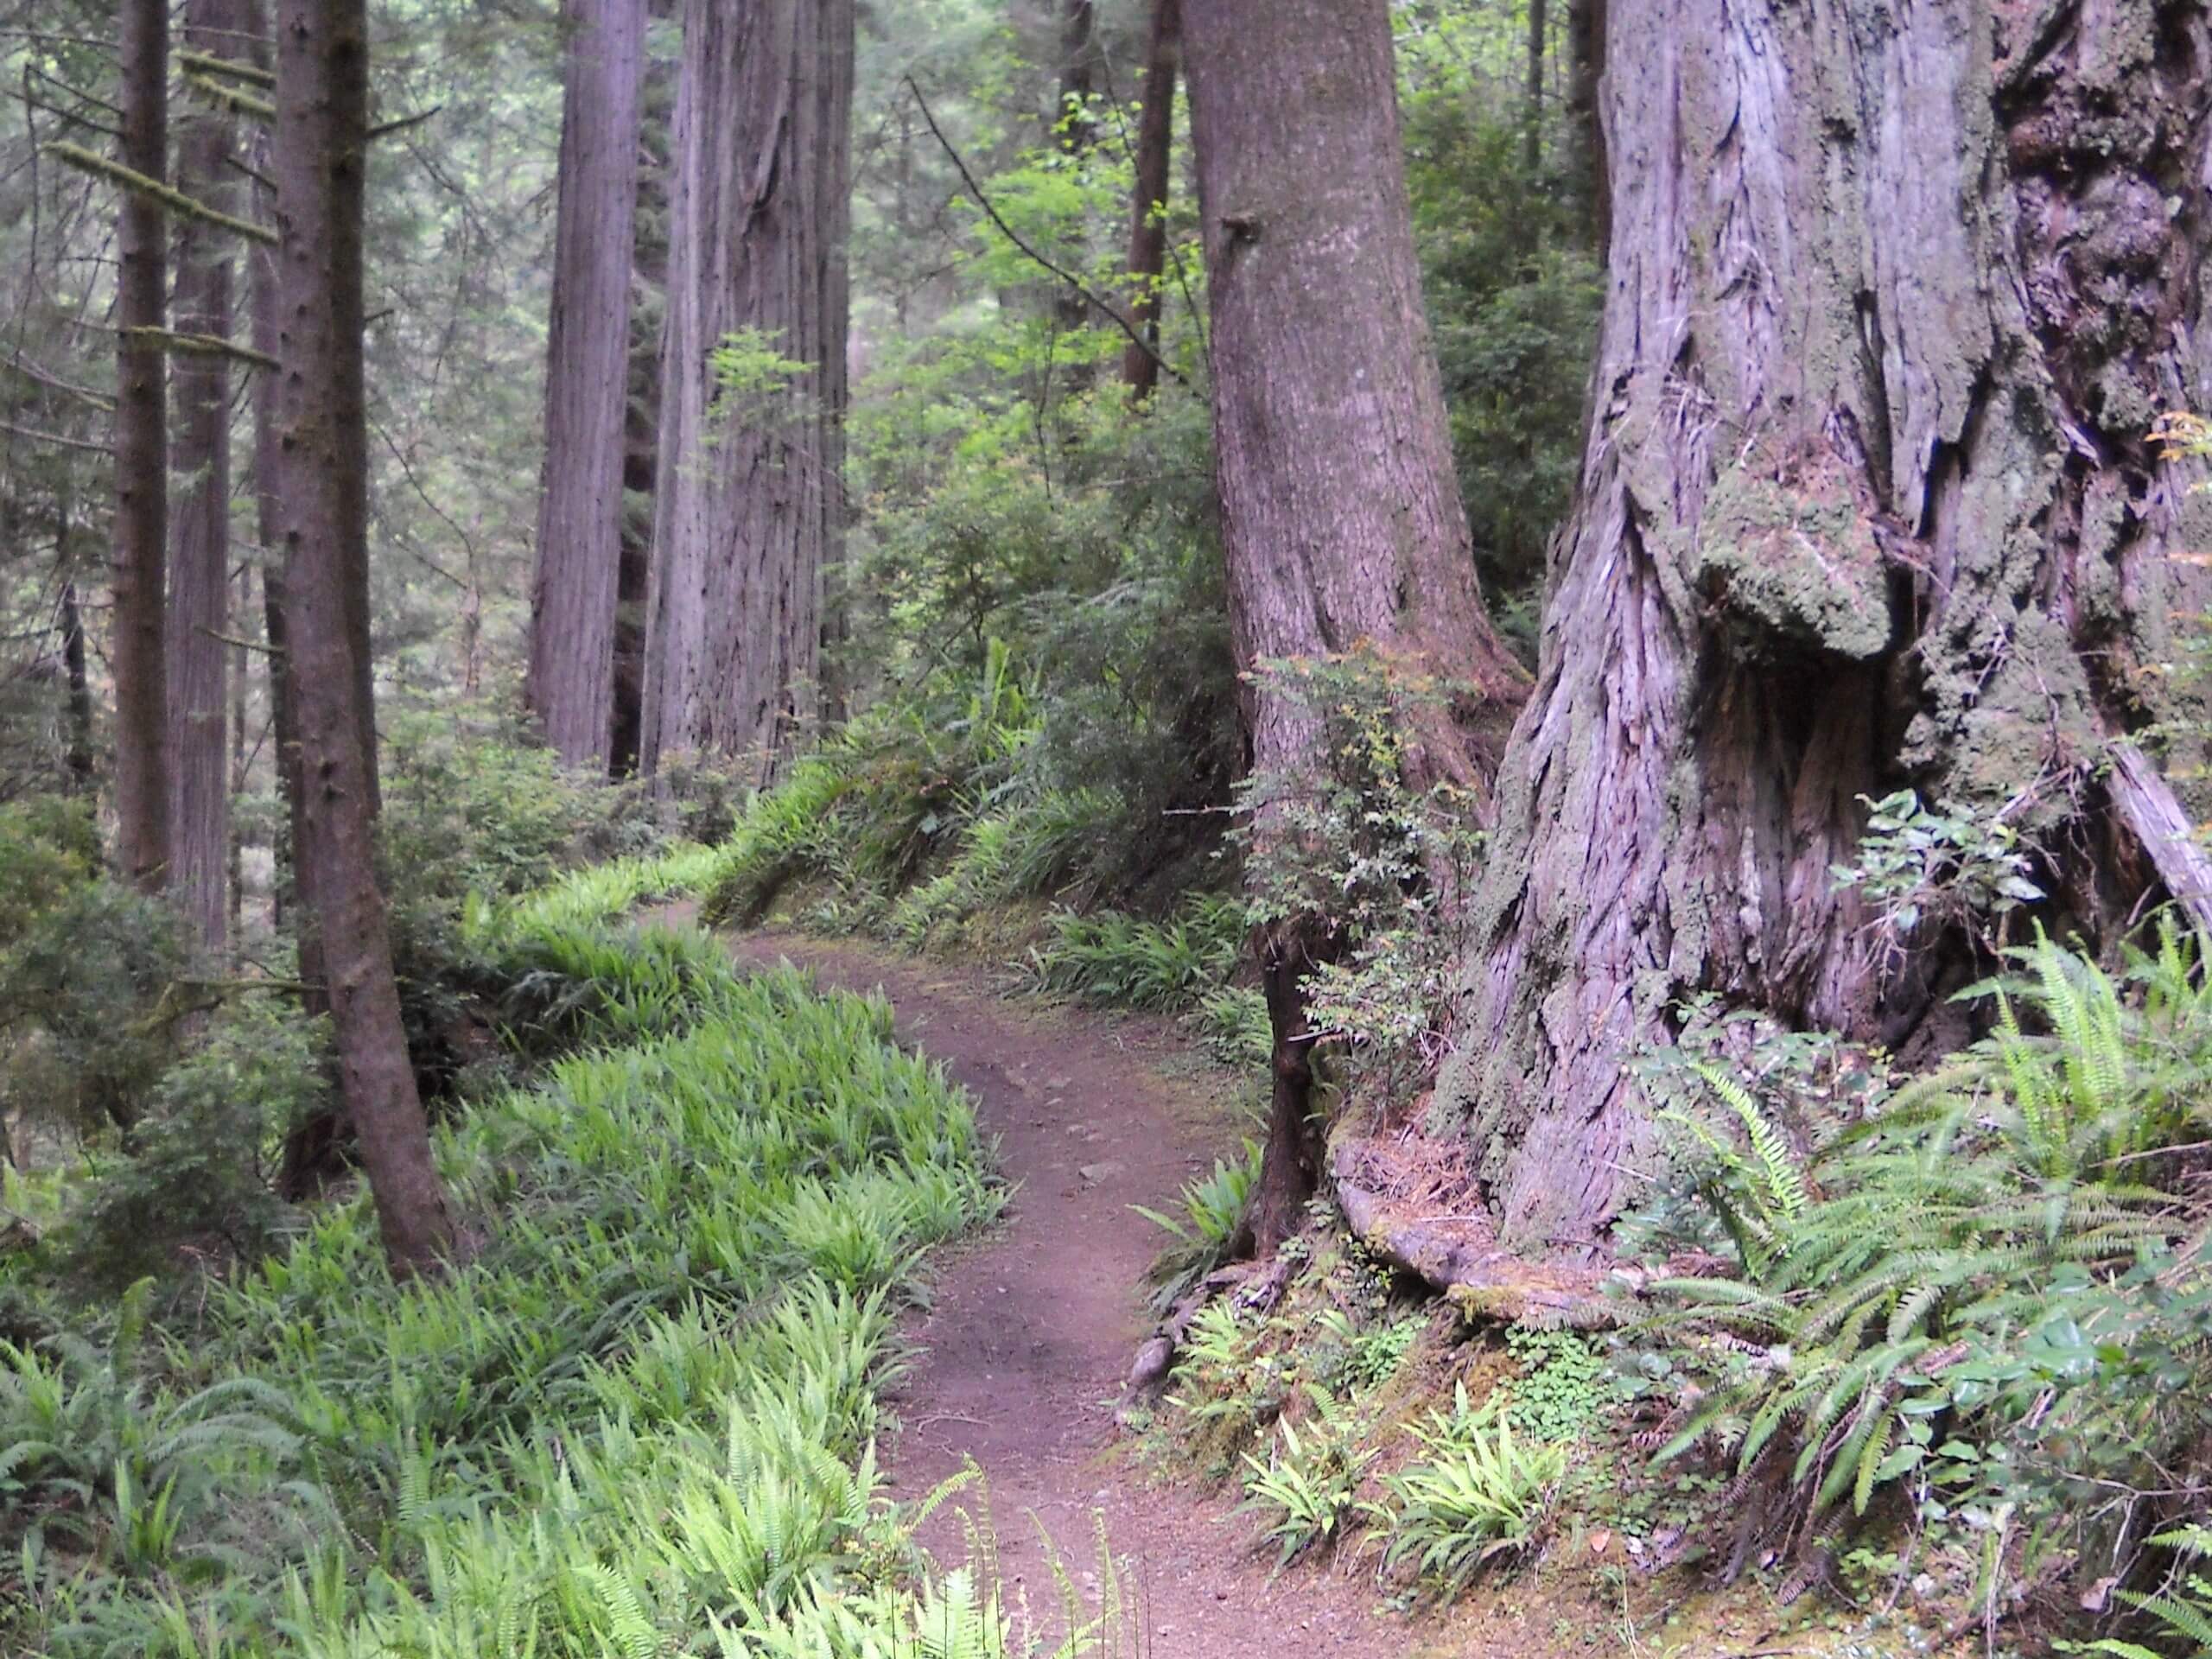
{"left": 113, "top": 0, "right": 170, "bottom": 892}
{"left": 273, "top": 0, "right": 457, "bottom": 1275}
{"left": 639, "top": 0, "right": 853, "bottom": 784}
{"left": 1434, "top": 0, "right": 2212, "bottom": 1255}
{"left": 1182, "top": 0, "right": 1527, "bottom": 1252}
{"left": 1120, "top": 0, "right": 1178, "bottom": 400}
{"left": 168, "top": 0, "right": 245, "bottom": 951}
{"left": 526, "top": 0, "right": 646, "bottom": 772}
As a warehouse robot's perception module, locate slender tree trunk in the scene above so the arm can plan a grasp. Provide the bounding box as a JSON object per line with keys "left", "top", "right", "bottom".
{"left": 168, "top": 0, "right": 245, "bottom": 952}
{"left": 1565, "top": 0, "right": 1605, "bottom": 254}
{"left": 273, "top": 0, "right": 456, "bottom": 1275}
{"left": 641, "top": 0, "right": 853, "bottom": 783}
{"left": 1435, "top": 0, "right": 2212, "bottom": 1254}
{"left": 113, "top": 0, "right": 170, "bottom": 892}
{"left": 60, "top": 570, "right": 93, "bottom": 795}
{"left": 1120, "top": 0, "right": 1178, "bottom": 400}
{"left": 612, "top": 0, "right": 677, "bottom": 779}
{"left": 526, "top": 0, "right": 646, "bottom": 772}
{"left": 1183, "top": 0, "right": 1526, "bottom": 1252}
{"left": 1523, "top": 0, "right": 1546, "bottom": 174}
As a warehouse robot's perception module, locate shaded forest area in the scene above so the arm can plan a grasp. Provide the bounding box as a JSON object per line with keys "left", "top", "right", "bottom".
{"left": 4, "top": 2, "right": 2212, "bottom": 1656}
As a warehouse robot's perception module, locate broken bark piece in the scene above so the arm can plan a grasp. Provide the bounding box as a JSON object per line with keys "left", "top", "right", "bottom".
{"left": 1327, "top": 1137, "right": 1642, "bottom": 1327}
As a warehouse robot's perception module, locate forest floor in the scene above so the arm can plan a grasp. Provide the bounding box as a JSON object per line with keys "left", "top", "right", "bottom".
{"left": 720, "top": 928, "right": 1436, "bottom": 1659}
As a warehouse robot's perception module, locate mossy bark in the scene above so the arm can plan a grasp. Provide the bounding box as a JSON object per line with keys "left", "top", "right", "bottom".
{"left": 1438, "top": 0, "right": 2212, "bottom": 1252}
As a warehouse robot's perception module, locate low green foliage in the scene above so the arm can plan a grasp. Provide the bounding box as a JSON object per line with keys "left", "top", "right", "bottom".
{"left": 2, "top": 863, "right": 1007, "bottom": 1657}
{"left": 1131, "top": 1139, "right": 1258, "bottom": 1313}
{"left": 1363, "top": 1385, "right": 1565, "bottom": 1599}
{"left": 1501, "top": 1326, "right": 1618, "bottom": 1445}
{"left": 1637, "top": 918, "right": 2212, "bottom": 1614}
{"left": 1023, "top": 894, "right": 1246, "bottom": 1012}
{"left": 1237, "top": 1386, "right": 1371, "bottom": 1568}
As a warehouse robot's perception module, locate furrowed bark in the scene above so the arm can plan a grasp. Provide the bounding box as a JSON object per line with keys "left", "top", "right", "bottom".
{"left": 273, "top": 0, "right": 456, "bottom": 1274}
{"left": 641, "top": 0, "right": 853, "bottom": 782}
{"left": 1183, "top": 0, "right": 1526, "bottom": 1253}
{"left": 526, "top": 0, "right": 646, "bottom": 772}
{"left": 113, "top": 0, "right": 170, "bottom": 892}
{"left": 168, "top": 0, "right": 246, "bottom": 952}
{"left": 1437, "top": 0, "right": 2212, "bottom": 1253}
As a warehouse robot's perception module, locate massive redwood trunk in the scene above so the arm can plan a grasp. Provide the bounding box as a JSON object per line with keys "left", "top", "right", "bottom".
{"left": 168, "top": 0, "right": 245, "bottom": 950}
{"left": 1437, "top": 0, "right": 2212, "bottom": 1253}
{"left": 1183, "top": 0, "right": 1527, "bottom": 1251}
{"left": 113, "top": 0, "right": 170, "bottom": 892}
{"left": 1120, "top": 0, "right": 1179, "bottom": 399}
{"left": 640, "top": 0, "right": 854, "bottom": 783}
{"left": 274, "top": 0, "right": 456, "bottom": 1274}
{"left": 526, "top": 0, "right": 646, "bottom": 772}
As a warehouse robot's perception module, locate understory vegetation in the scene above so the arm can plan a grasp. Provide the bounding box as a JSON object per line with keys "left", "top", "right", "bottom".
{"left": 0, "top": 824, "right": 1023, "bottom": 1656}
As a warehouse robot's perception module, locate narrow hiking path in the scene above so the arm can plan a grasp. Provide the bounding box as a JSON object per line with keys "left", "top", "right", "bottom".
{"left": 724, "top": 931, "right": 1426, "bottom": 1659}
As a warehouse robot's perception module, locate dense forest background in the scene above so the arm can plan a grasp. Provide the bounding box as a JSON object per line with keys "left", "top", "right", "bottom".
{"left": 4, "top": 2, "right": 2212, "bottom": 1656}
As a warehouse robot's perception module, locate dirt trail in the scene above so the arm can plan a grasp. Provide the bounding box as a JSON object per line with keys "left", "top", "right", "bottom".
{"left": 727, "top": 931, "right": 1421, "bottom": 1659}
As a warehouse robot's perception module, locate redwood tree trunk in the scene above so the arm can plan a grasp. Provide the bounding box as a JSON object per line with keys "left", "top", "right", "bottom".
{"left": 1183, "top": 0, "right": 1526, "bottom": 1251}
{"left": 60, "top": 570, "right": 93, "bottom": 794}
{"left": 1436, "top": 0, "right": 2212, "bottom": 1254}
{"left": 168, "top": 0, "right": 245, "bottom": 951}
{"left": 613, "top": 0, "right": 677, "bottom": 778}
{"left": 1120, "top": 0, "right": 1178, "bottom": 399}
{"left": 113, "top": 0, "right": 170, "bottom": 892}
{"left": 526, "top": 0, "right": 646, "bottom": 772}
{"left": 641, "top": 0, "right": 853, "bottom": 782}
{"left": 273, "top": 0, "right": 456, "bottom": 1274}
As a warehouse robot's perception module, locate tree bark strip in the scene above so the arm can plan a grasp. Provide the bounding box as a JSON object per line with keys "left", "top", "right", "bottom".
{"left": 113, "top": 0, "right": 171, "bottom": 891}
{"left": 273, "top": 0, "right": 456, "bottom": 1274}
{"left": 642, "top": 0, "right": 854, "bottom": 782}
{"left": 168, "top": 0, "right": 246, "bottom": 951}
{"left": 526, "top": 0, "right": 646, "bottom": 772}
{"left": 1120, "top": 0, "right": 1178, "bottom": 399}
{"left": 1182, "top": 0, "right": 1526, "bottom": 1251}
{"left": 1436, "top": 0, "right": 2212, "bottom": 1253}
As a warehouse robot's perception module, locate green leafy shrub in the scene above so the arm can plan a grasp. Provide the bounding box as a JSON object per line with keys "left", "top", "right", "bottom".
{"left": 1132, "top": 1139, "right": 1259, "bottom": 1312}
{"left": 1363, "top": 1384, "right": 1564, "bottom": 1599}
{"left": 0, "top": 879, "right": 189, "bottom": 1139}
{"left": 49, "top": 1001, "right": 321, "bottom": 1294}
{"left": 1641, "top": 921, "right": 2212, "bottom": 1574}
{"left": 1024, "top": 894, "right": 1246, "bottom": 1011}
{"left": 1238, "top": 1386, "right": 1371, "bottom": 1567}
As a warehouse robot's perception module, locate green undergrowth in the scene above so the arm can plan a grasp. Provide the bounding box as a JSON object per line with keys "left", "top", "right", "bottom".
{"left": 1127, "top": 919, "right": 2212, "bottom": 1656}
{"left": 1, "top": 861, "right": 1020, "bottom": 1657}
{"left": 689, "top": 645, "right": 1268, "bottom": 1069}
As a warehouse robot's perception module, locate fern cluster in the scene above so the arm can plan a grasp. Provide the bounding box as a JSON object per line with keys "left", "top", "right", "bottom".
{"left": 3, "top": 868, "right": 1007, "bottom": 1658}
{"left": 1644, "top": 922, "right": 2212, "bottom": 1583}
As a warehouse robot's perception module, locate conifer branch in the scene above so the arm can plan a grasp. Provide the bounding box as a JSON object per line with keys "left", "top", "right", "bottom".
{"left": 175, "top": 47, "right": 276, "bottom": 90}
{"left": 119, "top": 327, "right": 278, "bottom": 372}
{"left": 183, "top": 73, "right": 274, "bottom": 123}
{"left": 370, "top": 105, "right": 442, "bottom": 142}
{"left": 44, "top": 141, "right": 277, "bottom": 245}
{"left": 904, "top": 78, "right": 1190, "bottom": 391}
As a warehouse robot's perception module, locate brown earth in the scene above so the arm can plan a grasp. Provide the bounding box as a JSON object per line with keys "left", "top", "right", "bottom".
{"left": 724, "top": 931, "right": 1430, "bottom": 1658}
